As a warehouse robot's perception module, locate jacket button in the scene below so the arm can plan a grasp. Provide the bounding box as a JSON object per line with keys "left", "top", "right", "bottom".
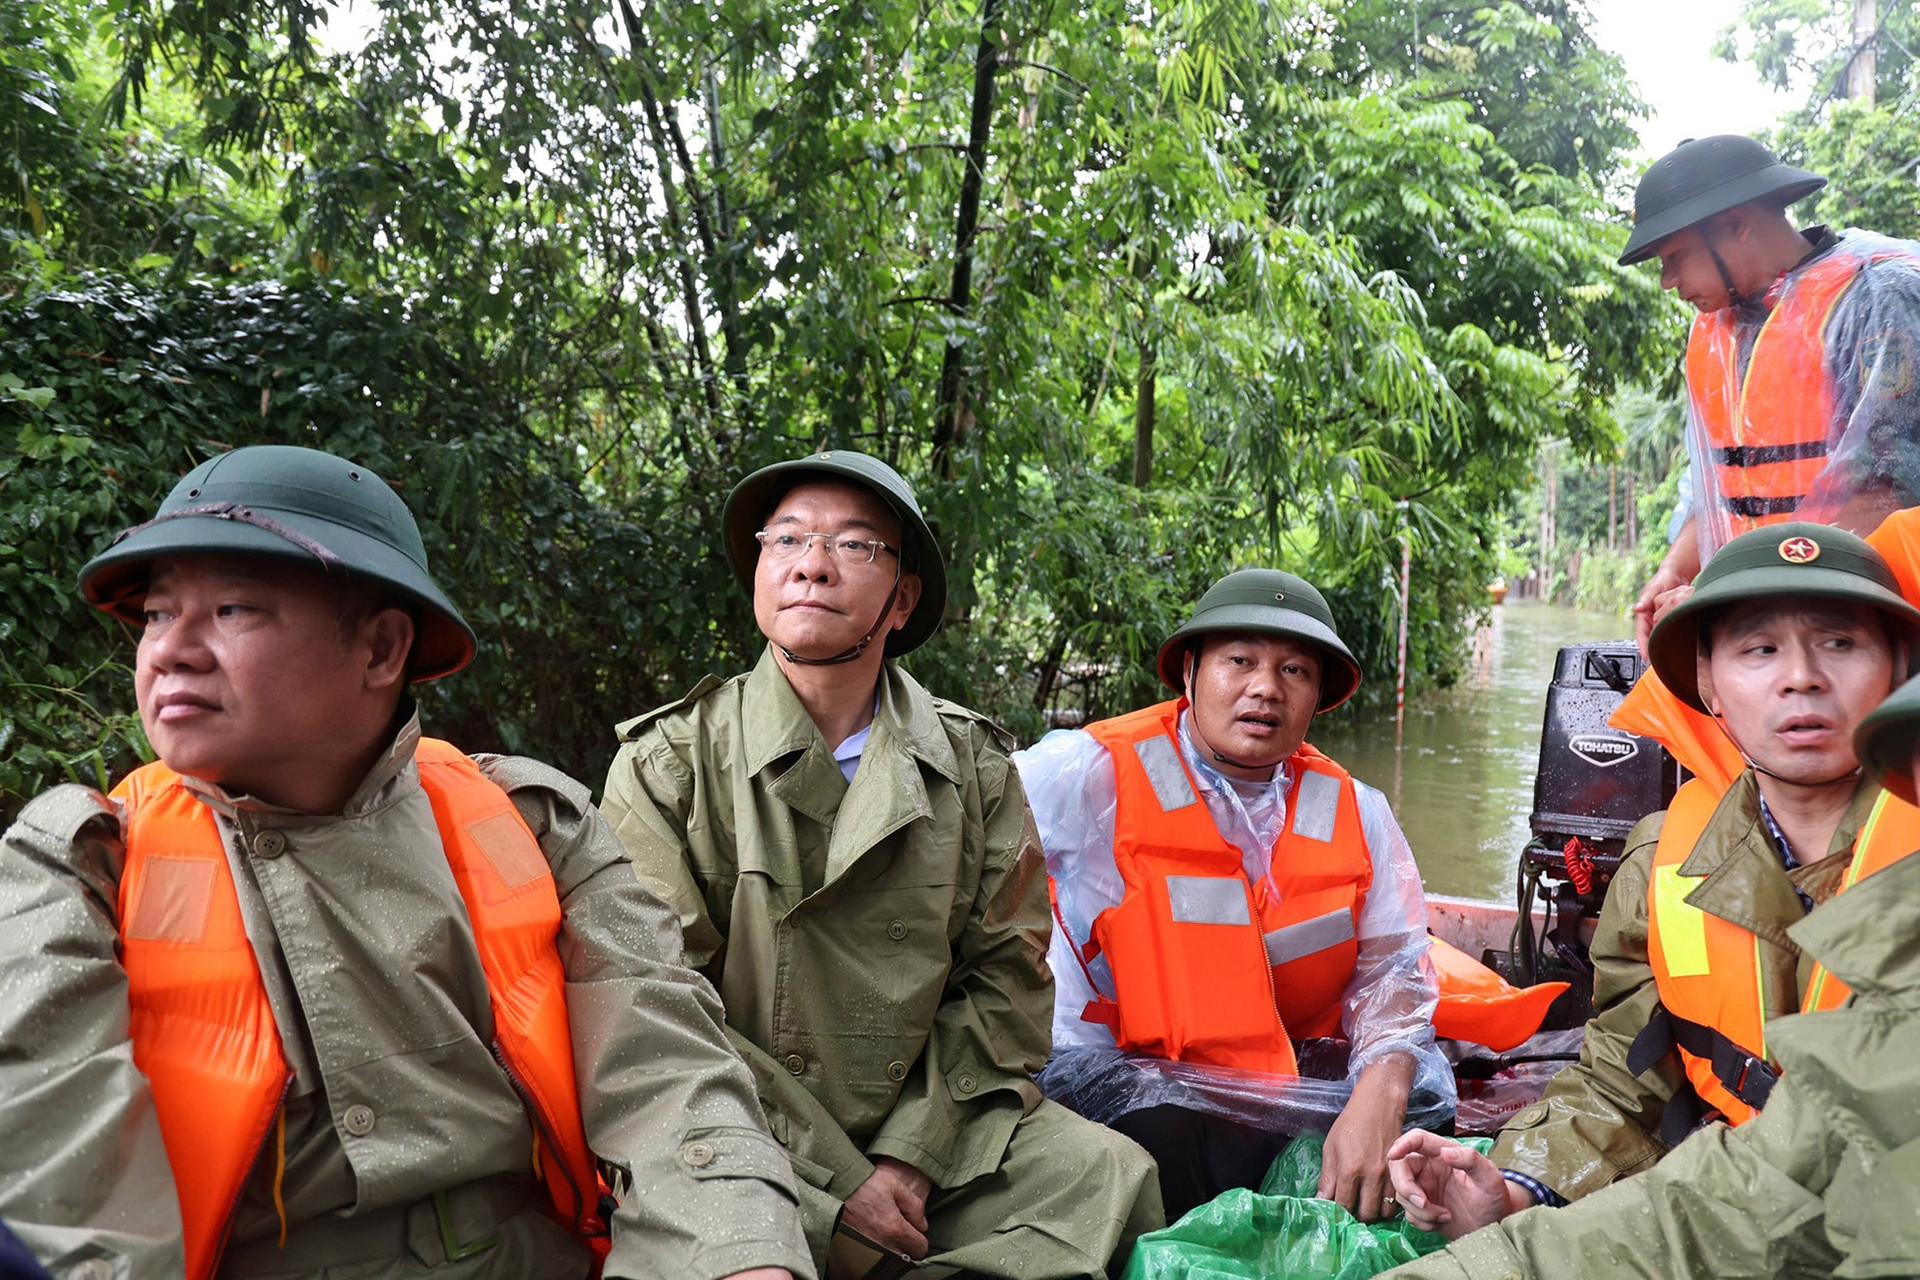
{"left": 886, "top": 1060, "right": 908, "bottom": 1082}
{"left": 956, "top": 1073, "right": 976, "bottom": 1093}
{"left": 342, "top": 1104, "right": 376, "bottom": 1136}
{"left": 887, "top": 920, "right": 907, "bottom": 940}
{"left": 252, "top": 829, "right": 287, "bottom": 859}
{"left": 681, "top": 1140, "right": 716, "bottom": 1168}
{"left": 785, "top": 1054, "right": 805, "bottom": 1075}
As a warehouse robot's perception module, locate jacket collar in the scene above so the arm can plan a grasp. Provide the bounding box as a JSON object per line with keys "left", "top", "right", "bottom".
{"left": 1678, "top": 770, "right": 1880, "bottom": 948}
{"left": 742, "top": 646, "right": 959, "bottom": 889}
{"left": 742, "top": 645, "right": 958, "bottom": 784}
{"left": 1788, "top": 848, "right": 1920, "bottom": 1008}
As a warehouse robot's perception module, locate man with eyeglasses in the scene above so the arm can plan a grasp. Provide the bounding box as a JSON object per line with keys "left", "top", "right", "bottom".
{"left": 601, "top": 450, "right": 1162, "bottom": 1280}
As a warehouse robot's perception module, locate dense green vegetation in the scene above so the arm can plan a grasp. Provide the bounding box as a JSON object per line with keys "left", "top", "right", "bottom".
{"left": 1, "top": 0, "right": 1890, "bottom": 817}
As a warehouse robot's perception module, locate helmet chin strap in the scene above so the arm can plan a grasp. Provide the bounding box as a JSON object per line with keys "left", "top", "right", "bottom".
{"left": 777, "top": 563, "right": 904, "bottom": 667}
{"left": 1708, "top": 708, "right": 1864, "bottom": 790}
{"left": 1704, "top": 238, "right": 1752, "bottom": 309}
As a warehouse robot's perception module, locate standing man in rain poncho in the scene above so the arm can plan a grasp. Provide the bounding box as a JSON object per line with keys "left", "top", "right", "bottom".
{"left": 1016, "top": 569, "right": 1450, "bottom": 1224}
{"left": 1627, "top": 135, "right": 1920, "bottom": 652}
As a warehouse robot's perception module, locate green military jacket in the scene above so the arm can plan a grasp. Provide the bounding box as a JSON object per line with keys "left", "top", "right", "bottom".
{"left": 0, "top": 712, "right": 810, "bottom": 1280}
{"left": 1490, "top": 771, "right": 1878, "bottom": 1201}
{"left": 1385, "top": 842, "right": 1920, "bottom": 1278}
{"left": 602, "top": 648, "right": 1052, "bottom": 1251}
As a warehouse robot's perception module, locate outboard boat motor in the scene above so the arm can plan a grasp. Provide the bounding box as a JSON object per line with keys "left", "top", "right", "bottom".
{"left": 1515, "top": 643, "right": 1683, "bottom": 994}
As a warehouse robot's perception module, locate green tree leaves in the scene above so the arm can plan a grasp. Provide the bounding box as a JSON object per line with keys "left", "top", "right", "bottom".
{"left": 3, "top": 0, "right": 1679, "bottom": 807}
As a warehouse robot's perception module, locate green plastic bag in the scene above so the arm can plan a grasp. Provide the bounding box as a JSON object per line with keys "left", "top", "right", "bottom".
{"left": 1122, "top": 1133, "right": 1493, "bottom": 1280}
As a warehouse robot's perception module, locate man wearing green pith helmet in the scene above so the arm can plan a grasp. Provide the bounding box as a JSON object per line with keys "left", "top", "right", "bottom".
{"left": 1622, "top": 135, "right": 1920, "bottom": 652}
{"left": 1016, "top": 568, "right": 1450, "bottom": 1223}
{"left": 600, "top": 450, "right": 1162, "bottom": 1280}
{"left": 0, "top": 445, "right": 811, "bottom": 1279}
{"left": 1378, "top": 575, "right": 1920, "bottom": 1278}
{"left": 1383, "top": 520, "right": 1920, "bottom": 1258}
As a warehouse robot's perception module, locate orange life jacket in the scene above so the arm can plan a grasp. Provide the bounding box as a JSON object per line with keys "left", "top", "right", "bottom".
{"left": 1608, "top": 670, "right": 1746, "bottom": 793}
{"left": 1426, "top": 936, "right": 1569, "bottom": 1053}
{"left": 1074, "top": 701, "right": 1372, "bottom": 1074}
{"left": 113, "top": 739, "right": 607, "bottom": 1280}
{"left": 1642, "top": 779, "right": 1920, "bottom": 1134}
{"left": 1686, "top": 250, "right": 1859, "bottom": 531}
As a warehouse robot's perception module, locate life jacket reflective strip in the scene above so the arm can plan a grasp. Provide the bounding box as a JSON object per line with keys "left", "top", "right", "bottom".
{"left": 1645, "top": 778, "right": 1920, "bottom": 1129}
{"left": 1804, "top": 790, "right": 1920, "bottom": 1009}
{"left": 1686, "top": 252, "right": 1859, "bottom": 528}
{"left": 114, "top": 740, "right": 607, "bottom": 1280}
{"left": 1079, "top": 700, "right": 1372, "bottom": 1074}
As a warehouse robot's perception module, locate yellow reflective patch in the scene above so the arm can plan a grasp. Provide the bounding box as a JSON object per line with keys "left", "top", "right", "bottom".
{"left": 1652, "top": 865, "right": 1711, "bottom": 978}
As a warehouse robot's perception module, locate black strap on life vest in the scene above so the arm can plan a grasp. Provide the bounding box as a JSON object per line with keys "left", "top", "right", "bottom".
{"left": 1720, "top": 494, "right": 1804, "bottom": 518}
{"left": 1712, "top": 441, "right": 1828, "bottom": 467}
{"left": 1627, "top": 1003, "right": 1779, "bottom": 1146}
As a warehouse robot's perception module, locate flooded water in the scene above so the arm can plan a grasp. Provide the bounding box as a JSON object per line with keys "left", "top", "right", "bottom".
{"left": 1310, "top": 601, "right": 1631, "bottom": 902}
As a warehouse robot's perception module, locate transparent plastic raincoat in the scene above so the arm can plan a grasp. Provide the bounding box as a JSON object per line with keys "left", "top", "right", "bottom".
{"left": 1685, "top": 228, "right": 1920, "bottom": 563}
{"left": 1015, "top": 713, "right": 1455, "bottom": 1134}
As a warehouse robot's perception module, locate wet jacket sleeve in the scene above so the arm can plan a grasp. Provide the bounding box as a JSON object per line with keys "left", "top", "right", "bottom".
{"left": 864, "top": 725, "right": 1052, "bottom": 1189}
{"left": 1486, "top": 816, "right": 1676, "bottom": 1201}
{"left": 486, "top": 757, "right": 814, "bottom": 1280}
{"left": 598, "top": 734, "right": 882, "bottom": 1212}
{"left": 1378, "top": 1040, "right": 1846, "bottom": 1280}
{"left": 0, "top": 787, "right": 187, "bottom": 1278}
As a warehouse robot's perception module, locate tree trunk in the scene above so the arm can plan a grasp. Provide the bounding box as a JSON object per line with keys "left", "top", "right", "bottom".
{"left": 1849, "top": 0, "right": 1877, "bottom": 105}
{"left": 616, "top": 0, "right": 721, "bottom": 422}
{"left": 1132, "top": 340, "right": 1156, "bottom": 487}
{"left": 704, "top": 69, "right": 754, "bottom": 428}
{"left": 931, "top": 0, "right": 1006, "bottom": 478}
{"left": 1608, "top": 463, "right": 1617, "bottom": 551}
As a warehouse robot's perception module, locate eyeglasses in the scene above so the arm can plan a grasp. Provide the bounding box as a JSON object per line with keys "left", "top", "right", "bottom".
{"left": 754, "top": 529, "right": 900, "bottom": 567}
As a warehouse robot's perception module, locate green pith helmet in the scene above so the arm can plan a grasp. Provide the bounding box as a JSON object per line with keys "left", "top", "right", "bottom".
{"left": 1648, "top": 522, "right": 1920, "bottom": 713}
{"left": 1618, "top": 135, "right": 1826, "bottom": 266}
{"left": 1155, "top": 568, "right": 1363, "bottom": 712}
{"left": 80, "top": 445, "right": 477, "bottom": 681}
{"left": 1855, "top": 674, "right": 1920, "bottom": 804}
{"left": 721, "top": 449, "right": 947, "bottom": 656}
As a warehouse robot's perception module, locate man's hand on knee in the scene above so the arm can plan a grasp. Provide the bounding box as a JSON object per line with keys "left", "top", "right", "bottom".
{"left": 841, "top": 1157, "right": 934, "bottom": 1259}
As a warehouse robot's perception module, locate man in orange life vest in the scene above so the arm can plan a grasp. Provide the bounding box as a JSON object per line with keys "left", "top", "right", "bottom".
{"left": 0, "top": 446, "right": 811, "bottom": 1280}
{"left": 1384, "top": 521, "right": 1920, "bottom": 1237}
{"left": 1015, "top": 568, "right": 1451, "bottom": 1222}
{"left": 1626, "top": 135, "right": 1920, "bottom": 654}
